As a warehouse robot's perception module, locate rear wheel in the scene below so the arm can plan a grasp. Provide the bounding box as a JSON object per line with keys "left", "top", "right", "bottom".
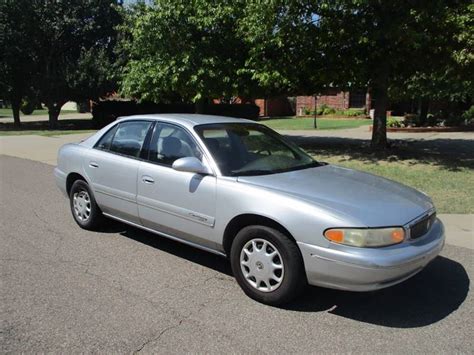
{"left": 230, "top": 225, "right": 306, "bottom": 306}
{"left": 69, "top": 180, "right": 104, "bottom": 231}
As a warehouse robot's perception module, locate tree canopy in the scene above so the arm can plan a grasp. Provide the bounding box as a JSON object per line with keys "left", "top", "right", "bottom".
{"left": 0, "top": 0, "right": 37, "bottom": 126}
{"left": 239, "top": 0, "right": 472, "bottom": 147}
{"left": 32, "top": 0, "right": 122, "bottom": 128}
{"left": 0, "top": 0, "right": 121, "bottom": 128}
{"left": 120, "top": 0, "right": 258, "bottom": 104}
{"left": 1, "top": 0, "right": 471, "bottom": 145}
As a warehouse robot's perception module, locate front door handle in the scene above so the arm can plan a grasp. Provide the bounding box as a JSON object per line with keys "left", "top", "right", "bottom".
{"left": 142, "top": 176, "right": 155, "bottom": 184}
{"left": 89, "top": 161, "right": 99, "bottom": 168}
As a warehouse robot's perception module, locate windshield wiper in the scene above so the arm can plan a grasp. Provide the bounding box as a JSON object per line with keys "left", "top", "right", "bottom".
{"left": 230, "top": 169, "right": 272, "bottom": 176}
{"left": 301, "top": 161, "right": 324, "bottom": 168}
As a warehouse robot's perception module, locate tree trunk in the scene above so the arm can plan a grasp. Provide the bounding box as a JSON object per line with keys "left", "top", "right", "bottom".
{"left": 370, "top": 84, "right": 389, "bottom": 149}
{"left": 418, "top": 98, "right": 429, "bottom": 126}
{"left": 313, "top": 95, "right": 318, "bottom": 129}
{"left": 11, "top": 99, "right": 21, "bottom": 128}
{"left": 47, "top": 102, "right": 62, "bottom": 129}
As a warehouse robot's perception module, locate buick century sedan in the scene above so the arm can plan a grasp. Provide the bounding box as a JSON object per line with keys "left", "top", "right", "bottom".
{"left": 55, "top": 114, "right": 445, "bottom": 305}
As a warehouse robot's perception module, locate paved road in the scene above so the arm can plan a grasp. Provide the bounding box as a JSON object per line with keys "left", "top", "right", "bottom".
{"left": 1, "top": 155, "right": 473, "bottom": 353}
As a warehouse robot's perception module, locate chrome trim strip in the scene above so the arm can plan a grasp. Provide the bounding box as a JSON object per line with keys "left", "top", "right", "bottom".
{"left": 94, "top": 188, "right": 136, "bottom": 204}
{"left": 404, "top": 207, "right": 436, "bottom": 228}
{"left": 103, "top": 212, "right": 226, "bottom": 257}
{"left": 137, "top": 200, "right": 215, "bottom": 227}
{"left": 403, "top": 207, "right": 436, "bottom": 240}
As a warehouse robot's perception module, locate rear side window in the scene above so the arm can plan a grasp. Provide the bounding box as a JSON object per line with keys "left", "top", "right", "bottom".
{"left": 107, "top": 121, "right": 152, "bottom": 158}
{"left": 95, "top": 126, "right": 118, "bottom": 151}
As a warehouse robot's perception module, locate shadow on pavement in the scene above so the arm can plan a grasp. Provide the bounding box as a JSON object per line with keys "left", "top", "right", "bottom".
{"left": 106, "top": 221, "right": 469, "bottom": 328}
{"left": 288, "top": 135, "right": 474, "bottom": 171}
{"left": 285, "top": 256, "right": 470, "bottom": 328}
{"left": 108, "top": 222, "right": 233, "bottom": 277}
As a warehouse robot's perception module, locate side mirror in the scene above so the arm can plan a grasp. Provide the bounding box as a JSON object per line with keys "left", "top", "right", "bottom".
{"left": 172, "top": 157, "right": 213, "bottom": 175}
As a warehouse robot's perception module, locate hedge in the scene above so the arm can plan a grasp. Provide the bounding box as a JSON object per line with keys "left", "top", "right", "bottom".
{"left": 91, "top": 100, "right": 260, "bottom": 128}
{"left": 202, "top": 103, "right": 260, "bottom": 120}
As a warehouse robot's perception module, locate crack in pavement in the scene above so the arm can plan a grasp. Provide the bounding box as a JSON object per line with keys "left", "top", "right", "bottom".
{"left": 133, "top": 302, "right": 210, "bottom": 354}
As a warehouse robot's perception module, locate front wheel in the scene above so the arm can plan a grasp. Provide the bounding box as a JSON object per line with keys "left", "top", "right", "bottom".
{"left": 230, "top": 225, "right": 306, "bottom": 306}
{"left": 69, "top": 180, "right": 104, "bottom": 231}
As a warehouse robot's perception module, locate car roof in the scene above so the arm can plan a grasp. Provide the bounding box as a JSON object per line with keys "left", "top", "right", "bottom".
{"left": 117, "top": 113, "right": 256, "bottom": 128}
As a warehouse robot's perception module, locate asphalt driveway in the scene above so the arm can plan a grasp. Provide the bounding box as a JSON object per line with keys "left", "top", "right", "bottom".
{"left": 0, "top": 155, "right": 473, "bottom": 353}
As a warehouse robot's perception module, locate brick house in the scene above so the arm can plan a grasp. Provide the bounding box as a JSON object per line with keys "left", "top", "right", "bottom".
{"left": 296, "top": 89, "right": 371, "bottom": 116}
{"left": 253, "top": 96, "right": 294, "bottom": 117}
{"left": 215, "top": 96, "right": 295, "bottom": 117}
{"left": 215, "top": 89, "right": 371, "bottom": 118}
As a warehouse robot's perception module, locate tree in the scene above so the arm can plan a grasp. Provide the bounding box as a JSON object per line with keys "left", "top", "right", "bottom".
{"left": 119, "top": 0, "right": 258, "bottom": 108}
{"left": 0, "top": 0, "right": 37, "bottom": 127}
{"left": 397, "top": 2, "right": 473, "bottom": 123}
{"left": 240, "top": 1, "right": 471, "bottom": 148}
{"left": 239, "top": 2, "right": 349, "bottom": 98}
{"left": 30, "top": 0, "right": 121, "bottom": 128}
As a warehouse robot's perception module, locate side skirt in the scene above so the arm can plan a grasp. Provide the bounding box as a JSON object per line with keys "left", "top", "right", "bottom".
{"left": 103, "top": 212, "right": 227, "bottom": 257}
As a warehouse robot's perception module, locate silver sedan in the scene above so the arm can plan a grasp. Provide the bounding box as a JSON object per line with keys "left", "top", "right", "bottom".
{"left": 55, "top": 114, "right": 445, "bottom": 305}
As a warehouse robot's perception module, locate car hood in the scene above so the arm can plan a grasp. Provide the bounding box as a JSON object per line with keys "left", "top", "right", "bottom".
{"left": 237, "top": 165, "right": 433, "bottom": 227}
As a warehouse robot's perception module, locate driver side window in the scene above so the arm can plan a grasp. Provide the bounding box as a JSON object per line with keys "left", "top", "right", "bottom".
{"left": 148, "top": 123, "right": 202, "bottom": 166}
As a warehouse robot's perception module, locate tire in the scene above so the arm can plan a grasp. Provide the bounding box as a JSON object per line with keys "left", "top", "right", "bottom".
{"left": 230, "top": 225, "right": 306, "bottom": 306}
{"left": 69, "top": 179, "right": 104, "bottom": 231}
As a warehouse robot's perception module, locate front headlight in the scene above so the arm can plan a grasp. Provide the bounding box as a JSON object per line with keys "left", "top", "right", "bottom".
{"left": 324, "top": 227, "right": 405, "bottom": 247}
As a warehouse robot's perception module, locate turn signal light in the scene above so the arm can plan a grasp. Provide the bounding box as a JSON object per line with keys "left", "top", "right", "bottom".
{"left": 324, "top": 229, "right": 344, "bottom": 243}
{"left": 391, "top": 229, "right": 405, "bottom": 243}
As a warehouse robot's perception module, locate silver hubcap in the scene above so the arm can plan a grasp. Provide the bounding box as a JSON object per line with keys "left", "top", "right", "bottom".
{"left": 240, "top": 238, "right": 284, "bottom": 292}
{"left": 73, "top": 190, "right": 91, "bottom": 222}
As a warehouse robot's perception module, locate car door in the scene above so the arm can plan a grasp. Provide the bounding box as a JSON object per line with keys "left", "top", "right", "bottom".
{"left": 137, "top": 122, "right": 218, "bottom": 249}
{"left": 84, "top": 120, "right": 153, "bottom": 224}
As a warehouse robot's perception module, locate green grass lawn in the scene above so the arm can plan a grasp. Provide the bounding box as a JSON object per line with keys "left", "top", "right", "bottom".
{"left": 0, "top": 108, "right": 77, "bottom": 117}
{"left": 297, "top": 137, "right": 474, "bottom": 214}
{"left": 318, "top": 156, "right": 473, "bottom": 214}
{"left": 261, "top": 116, "right": 372, "bottom": 130}
{"left": 0, "top": 129, "right": 96, "bottom": 137}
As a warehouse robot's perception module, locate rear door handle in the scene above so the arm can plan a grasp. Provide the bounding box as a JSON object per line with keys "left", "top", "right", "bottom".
{"left": 89, "top": 162, "right": 99, "bottom": 168}
{"left": 142, "top": 176, "right": 155, "bottom": 184}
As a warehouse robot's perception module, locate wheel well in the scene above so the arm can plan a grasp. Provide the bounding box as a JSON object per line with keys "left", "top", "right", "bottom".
{"left": 66, "top": 173, "right": 86, "bottom": 195}
{"left": 222, "top": 214, "right": 296, "bottom": 256}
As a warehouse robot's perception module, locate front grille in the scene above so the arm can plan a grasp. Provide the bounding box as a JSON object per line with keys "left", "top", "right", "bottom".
{"left": 410, "top": 212, "right": 436, "bottom": 240}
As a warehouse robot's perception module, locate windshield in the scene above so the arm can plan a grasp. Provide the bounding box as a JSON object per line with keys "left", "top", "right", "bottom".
{"left": 194, "top": 123, "right": 320, "bottom": 176}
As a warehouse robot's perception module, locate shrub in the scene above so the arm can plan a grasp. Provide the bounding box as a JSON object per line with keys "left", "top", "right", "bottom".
{"left": 92, "top": 100, "right": 194, "bottom": 128}
{"left": 20, "top": 98, "right": 35, "bottom": 115}
{"left": 444, "top": 114, "right": 466, "bottom": 127}
{"left": 426, "top": 113, "right": 438, "bottom": 126}
{"left": 322, "top": 106, "right": 336, "bottom": 115}
{"left": 461, "top": 105, "right": 474, "bottom": 124}
{"left": 303, "top": 107, "right": 312, "bottom": 115}
{"left": 204, "top": 103, "right": 260, "bottom": 120}
{"left": 311, "top": 104, "right": 327, "bottom": 115}
{"left": 91, "top": 100, "right": 259, "bottom": 128}
{"left": 403, "top": 113, "right": 420, "bottom": 126}
{"left": 343, "top": 108, "right": 365, "bottom": 117}
{"left": 387, "top": 117, "right": 402, "bottom": 127}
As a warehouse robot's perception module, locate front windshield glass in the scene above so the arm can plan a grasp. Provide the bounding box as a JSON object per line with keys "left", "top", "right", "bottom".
{"left": 194, "top": 123, "right": 320, "bottom": 176}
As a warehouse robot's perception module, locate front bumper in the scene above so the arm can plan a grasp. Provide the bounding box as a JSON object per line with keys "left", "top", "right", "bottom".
{"left": 298, "top": 218, "right": 445, "bottom": 291}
